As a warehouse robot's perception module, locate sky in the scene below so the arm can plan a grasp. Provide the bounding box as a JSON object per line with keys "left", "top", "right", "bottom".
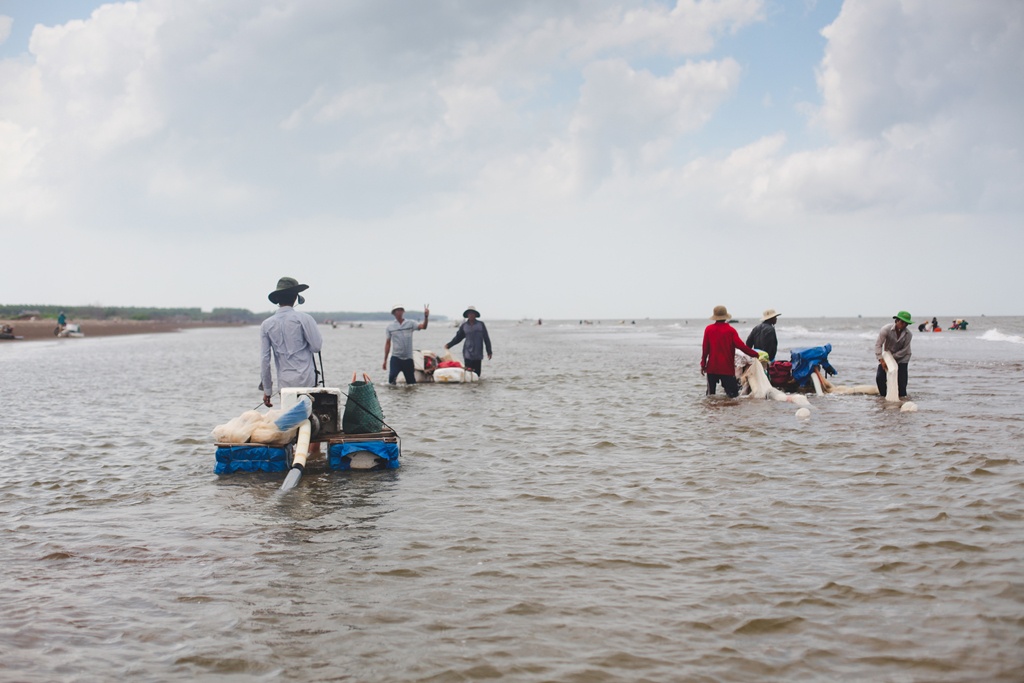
{"left": 1, "top": 0, "right": 1021, "bottom": 320}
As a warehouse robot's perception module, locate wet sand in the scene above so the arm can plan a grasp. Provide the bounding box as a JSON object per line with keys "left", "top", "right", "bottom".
{"left": 0, "top": 319, "right": 245, "bottom": 341}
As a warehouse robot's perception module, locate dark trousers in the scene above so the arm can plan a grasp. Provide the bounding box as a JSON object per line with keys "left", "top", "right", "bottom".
{"left": 707, "top": 374, "right": 741, "bottom": 398}
{"left": 464, "top": 358, "right": 483, "bottom": 376}
{"left": 389, "top": 357, "right": 416, "bottom": 384}
{"left": 876, "top": 362, "right": 909, "bottom": 397}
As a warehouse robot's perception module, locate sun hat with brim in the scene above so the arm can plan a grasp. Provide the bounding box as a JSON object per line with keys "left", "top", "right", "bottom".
{"left": 391, "top": 304, "right": 405, "bottom": 314}
{"left": 893, "top": 311, "right": 913, "bottom": 325}
{"left": 268, "top": 277, "right": 308, "bottom": 305}
{"left": 761, "top": 308, "right": 781, "bottom": 321}
{"left": 710, "top": 305, "right": 731, "bottom": 321}
{"left": 463, "top": 306, "right": 480, "bottom": 319}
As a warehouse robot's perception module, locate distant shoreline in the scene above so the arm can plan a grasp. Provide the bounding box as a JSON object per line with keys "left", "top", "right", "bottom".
{"left": 0, "top": 319, "right": 248, "bottom": 342}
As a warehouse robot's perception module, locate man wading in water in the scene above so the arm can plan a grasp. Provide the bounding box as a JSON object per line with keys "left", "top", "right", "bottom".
{"left": 384, "top": 304, "right": 429, "bottom": 384}
{"left": 260, "top": 277, "right": 324, "bottom": 455}
{"left": 444, "top": 305, "right": 493, "bottom": 377}
{"left": 701, "top": 305, "right": 759, "bottom": 398}
{"left": 875, "top": 310, "right": 913, "bottom": 398}
{"left": 745, "top": 308, "right": 781, "bottom": 362}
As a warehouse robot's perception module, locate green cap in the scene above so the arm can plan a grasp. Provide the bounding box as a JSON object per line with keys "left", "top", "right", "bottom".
{"left": 894, "top": 311, "right": 913, "bottom": 325}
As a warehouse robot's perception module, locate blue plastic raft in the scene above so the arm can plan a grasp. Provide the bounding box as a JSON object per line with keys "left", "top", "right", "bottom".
{"left": 215, "top": 430, "right": 400, "bottom": 474}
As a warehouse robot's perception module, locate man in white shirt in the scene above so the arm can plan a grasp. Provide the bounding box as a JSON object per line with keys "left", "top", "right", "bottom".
{"left": 260, "top": 277, "right": 323, "bottom": 406}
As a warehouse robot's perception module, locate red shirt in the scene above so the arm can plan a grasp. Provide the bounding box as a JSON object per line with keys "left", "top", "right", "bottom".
{"left": 701, "top": 322, "right": 758, "bottom": 375}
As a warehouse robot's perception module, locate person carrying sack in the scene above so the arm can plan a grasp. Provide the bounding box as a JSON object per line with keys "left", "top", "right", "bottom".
{"left": 875, "top": 310, "right": 913, "bottom": 398}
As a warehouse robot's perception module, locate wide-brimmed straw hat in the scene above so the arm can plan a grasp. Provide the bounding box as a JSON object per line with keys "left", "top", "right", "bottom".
{"left": 761, "top": 308, "right": 781, "bottom": 321}
{"left": 391, "top": 304, "right": 405, "bottom": 314}
{"left": 268, "top": 277, "right": 308, "bottom": 305}
{"left": 463, "top": 306, "right": 480, "bottom": 319}
{"left": 710, "top": 305, "right": 731, "bottom": 321}
{"left": 893, "top": 310, "right": 913, "bottom": 325}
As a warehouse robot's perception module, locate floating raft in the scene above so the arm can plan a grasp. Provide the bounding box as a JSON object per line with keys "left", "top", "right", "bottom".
{"left": 215, "top": 428, "right": 400, "bottom": 474}
{"left": 327, "top": 430, "right": 401, "bottom": 471}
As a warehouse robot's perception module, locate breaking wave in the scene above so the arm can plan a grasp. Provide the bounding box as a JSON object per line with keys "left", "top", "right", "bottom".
{"left": 981, "top": 329, "right": 1024, "bottom": 344}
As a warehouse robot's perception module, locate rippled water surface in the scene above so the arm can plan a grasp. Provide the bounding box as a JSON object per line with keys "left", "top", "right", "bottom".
{"left": 2, "top": 317, "right": 1023, "bottom": 682}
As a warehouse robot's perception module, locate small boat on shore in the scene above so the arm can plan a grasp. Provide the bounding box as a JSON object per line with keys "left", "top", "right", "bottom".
{"left": 1, "top": 324, "right": 23, "bottom": 340}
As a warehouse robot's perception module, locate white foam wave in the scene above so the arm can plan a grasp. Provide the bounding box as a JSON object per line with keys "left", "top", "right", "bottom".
{"left": 981, "top": 329, "right": 1024, "bottom": 344}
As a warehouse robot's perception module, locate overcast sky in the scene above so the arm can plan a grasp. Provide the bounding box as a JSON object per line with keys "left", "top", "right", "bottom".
{"left": 1, "top": 0, "right": 1020, "bottom": 320}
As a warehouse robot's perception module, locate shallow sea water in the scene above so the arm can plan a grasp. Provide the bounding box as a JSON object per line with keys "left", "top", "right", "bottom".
{"left": 1, "top": 316, "right": 1023, "bottom": 682}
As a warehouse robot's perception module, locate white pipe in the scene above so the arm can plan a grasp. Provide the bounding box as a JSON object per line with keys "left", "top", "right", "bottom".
{"left": 292, "top": 419, "right": 312, "bottom": 469}
{"left": 280, "top": 419, "right": 312, "bottom": 492}
{"left": 810, "top": 370, "right": 824, "bottom": 396}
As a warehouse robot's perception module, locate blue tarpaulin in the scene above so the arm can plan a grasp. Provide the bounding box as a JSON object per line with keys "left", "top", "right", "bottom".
{"left": 789, "top": 344, "right": 837, "bottom": 386}
{"left": 328, "top": 441, "right": 401, "bottom": 471}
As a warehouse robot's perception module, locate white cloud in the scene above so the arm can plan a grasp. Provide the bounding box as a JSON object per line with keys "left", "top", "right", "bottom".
{"left": 0, "top": 15, "right": 12, "bottom": 45}
{"left": 0, "top": 0, "right": 1020, "bottom": 317}
{"left": 660, "top": 0, "right": 1024, "bottom": 218}
{"left": 817, "top": 0, "right": 1023, "bottom": 142}
{"left": 797, "top": 0, "right": 1024, "bottom": 212}
{"left": 567, "top": 57, "right": 741, "bottom": 186}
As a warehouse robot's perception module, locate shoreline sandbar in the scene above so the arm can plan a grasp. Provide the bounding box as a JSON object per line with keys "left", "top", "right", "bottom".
{"left": 1, "top": 319, "right": 248, "bottom": 341}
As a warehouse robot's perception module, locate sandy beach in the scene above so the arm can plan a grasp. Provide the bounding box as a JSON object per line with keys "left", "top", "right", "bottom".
{"left": 0, "top": 319, "right": 244, "bottom": 341}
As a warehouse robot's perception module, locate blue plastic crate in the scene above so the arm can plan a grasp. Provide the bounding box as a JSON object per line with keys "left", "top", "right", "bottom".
{"left": 215, "top": 444, "right": 290, "bottom": 474}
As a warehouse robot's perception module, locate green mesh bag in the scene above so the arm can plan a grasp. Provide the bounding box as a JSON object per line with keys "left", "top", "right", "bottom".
{"left": 342, "top": 375, "right": 385, "bottom": 434}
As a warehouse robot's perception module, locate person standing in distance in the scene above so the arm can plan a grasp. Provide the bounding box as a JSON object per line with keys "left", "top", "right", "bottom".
{"left": 260, "top": 277, "right": 323, "bottom": 408}
{"left": 384, "top": 304, "right": 429, "bottom": 384}
{"left": 745, "top": 308, "right": 781, "bottom": 362}
{"left": 875, "top": 311, "right": 913, "bottom": 398}
{"left": 444, "top": 306, "right": 493, "bottom": 377}
{"left": 701, "top": 305, "right": 760, "bottom": 398}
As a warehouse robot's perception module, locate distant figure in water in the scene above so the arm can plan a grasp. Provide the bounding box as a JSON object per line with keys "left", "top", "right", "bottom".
{"left": 875, "top": 311, "right": 913, "bottom": 398}
{"left": 701, "top": 305, "right": 759, "bottom": 398}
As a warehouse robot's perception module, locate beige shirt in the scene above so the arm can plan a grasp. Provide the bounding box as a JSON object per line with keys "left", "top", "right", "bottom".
{"left": 875, "top": 322, "right": 912, "bottom": 363}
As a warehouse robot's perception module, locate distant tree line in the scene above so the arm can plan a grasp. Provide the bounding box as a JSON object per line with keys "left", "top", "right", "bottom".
{"left": 0, "top": 304, "right": 441, "bottom": 324}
